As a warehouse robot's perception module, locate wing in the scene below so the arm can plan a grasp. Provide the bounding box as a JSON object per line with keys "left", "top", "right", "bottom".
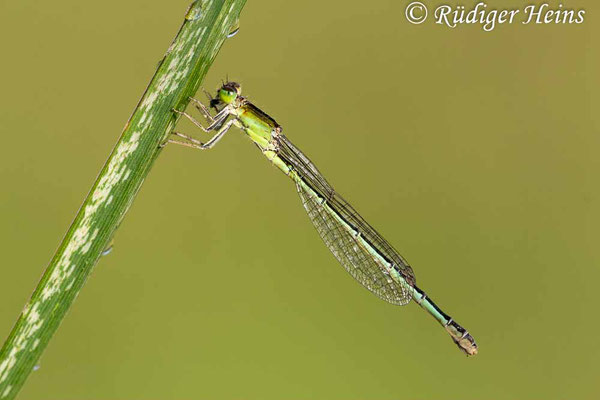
{"left": 277, "top": 134, "right": 415, "bottom": 305}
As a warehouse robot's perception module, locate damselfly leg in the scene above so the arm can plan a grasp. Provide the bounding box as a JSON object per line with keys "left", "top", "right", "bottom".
{"left": 190, "top": 96, "right": 215, "bottom": 123}
{"left": 168, "top": 119, "right": 235, "bottom": 150}
{"left": 172, "top": 107, "right": 228, "bottom": 132}
{"left": 165, "top": 103, "right": 234, "bottom": 150}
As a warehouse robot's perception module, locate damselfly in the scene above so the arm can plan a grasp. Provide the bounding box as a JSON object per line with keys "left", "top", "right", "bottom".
{"left": 166, "top": 82, "right": 478, "bottom": 356}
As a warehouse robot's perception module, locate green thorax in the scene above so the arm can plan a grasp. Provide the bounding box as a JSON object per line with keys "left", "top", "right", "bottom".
{"left": 233, "top": 99, "right": 281, "bottom": 149}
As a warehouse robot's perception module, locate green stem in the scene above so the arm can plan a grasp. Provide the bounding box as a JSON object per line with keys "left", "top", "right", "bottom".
{"left": 0, "top": 1, "right": 246, "bottom": 398}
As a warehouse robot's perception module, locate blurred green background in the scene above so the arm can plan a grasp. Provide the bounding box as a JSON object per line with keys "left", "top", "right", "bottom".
{"left": 0, "top": 0, "right": 597, "bottom": 398}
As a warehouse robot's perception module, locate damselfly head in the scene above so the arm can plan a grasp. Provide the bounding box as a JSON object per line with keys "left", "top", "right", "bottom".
{"left": 218, "top": 81, "right": 242, "bottom": 104}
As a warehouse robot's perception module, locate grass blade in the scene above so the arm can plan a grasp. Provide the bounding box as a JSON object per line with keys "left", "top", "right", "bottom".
{"left": 0, "top": 1, "right": 247, "bottom": 398}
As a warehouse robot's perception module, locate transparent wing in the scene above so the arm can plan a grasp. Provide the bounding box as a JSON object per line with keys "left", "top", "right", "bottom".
{"left": 277, "top": 134, "right": 415, "bottom": 305}
{"left": 297, "top": 181, "right": 412, "bottom": 305}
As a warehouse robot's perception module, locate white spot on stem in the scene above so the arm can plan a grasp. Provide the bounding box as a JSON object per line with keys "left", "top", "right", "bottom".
{"left": 1, "top": 385, "right": 12, "bottom": 398}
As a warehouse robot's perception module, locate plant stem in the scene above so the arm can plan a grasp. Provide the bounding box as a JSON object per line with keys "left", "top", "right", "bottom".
{"left": 0, "top": 1, "right": 246, "bottom": 398}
